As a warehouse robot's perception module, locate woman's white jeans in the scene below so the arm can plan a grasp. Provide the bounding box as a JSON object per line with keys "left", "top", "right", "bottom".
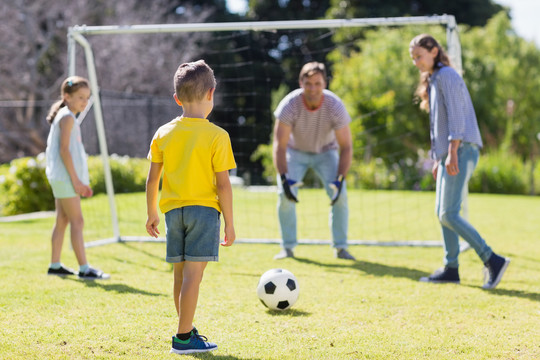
{"left": 277, "top": 148, "right": 348, "bottom": 250}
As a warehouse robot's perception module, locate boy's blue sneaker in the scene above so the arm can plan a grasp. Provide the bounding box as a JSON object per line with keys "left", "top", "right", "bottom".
{"left": 170, "top": 330, "right": 217, "bottom": 355}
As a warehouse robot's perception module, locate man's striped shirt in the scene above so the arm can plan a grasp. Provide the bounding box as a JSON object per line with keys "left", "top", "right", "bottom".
{"left": 274, "top": 88, "right": 351, "bottom": 154}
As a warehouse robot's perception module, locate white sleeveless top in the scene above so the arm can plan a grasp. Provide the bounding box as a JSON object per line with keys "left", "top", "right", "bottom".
{"left": 45, "top": 106, "right": 89, "bottom": 185}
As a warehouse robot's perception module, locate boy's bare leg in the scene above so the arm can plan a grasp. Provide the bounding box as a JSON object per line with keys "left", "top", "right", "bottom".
{"left": 173, "top": 262, "right": 184, "bottom": 315}
{"left": 175, "top": 261, "right": 208, "bottom": 334}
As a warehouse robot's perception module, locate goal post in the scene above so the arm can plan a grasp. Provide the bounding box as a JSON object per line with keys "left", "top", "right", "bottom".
{"left": 66, "top": 15, "right": 463, "bottom": 248}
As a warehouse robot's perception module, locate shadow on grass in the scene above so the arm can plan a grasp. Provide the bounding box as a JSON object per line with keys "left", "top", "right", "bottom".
{"left": 190, "top": 353, "right": 262, "bottom": 360}
{"left": 294, "top": 257, "right": 540, "bottom": 302}
{"left": 463, "top": 285, "right": 540, "bottom": 302}
{"left": 119, "top": 242, "right": 164, "bottom": 262}
{"left": 104, "top": 242, "right": 171, "bottom": 273}
{"left": 263, "top": 308, "right": 311, "bottom": 317}
{"left": 293, "top": 256, "right": 427, "bottom": 282}
{"left": 66, "top": 278, "right": 166, "bottom": 297}
{"left": 109, "top": 255, "right": 170, "bottom": 273}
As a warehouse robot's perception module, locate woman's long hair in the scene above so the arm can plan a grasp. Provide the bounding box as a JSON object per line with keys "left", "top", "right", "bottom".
{"left": 409, "top": 34, "right": 451, "bottom": 112}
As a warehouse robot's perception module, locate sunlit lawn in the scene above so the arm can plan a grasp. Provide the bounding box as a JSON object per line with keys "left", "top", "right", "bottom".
{"left": 0, "top": 189, "right": 538, "bottom": 359}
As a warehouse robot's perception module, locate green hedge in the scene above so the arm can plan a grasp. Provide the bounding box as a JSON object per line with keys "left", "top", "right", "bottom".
{"left": 0, "top": 154, "right": 54, "bottom": 215}
{"left": 348, "top": 155, "right": 435, "bottom": 191}
{"left": 0, "top": 154, "right": 150, "bottom": 216}
{"left": 87, "top": 154, "right": 149, "bottom": 194}
{"left": 469, "top": 150, "right": 530, "bottom": 195}
{"left": 252, "top": 144, "right": 539, "bottom": 195}
{"left": 0, "top": 150, "right": 537, "bottom": 216}
{"left": 350, "top": 151, "right": 537, "bottom": 195}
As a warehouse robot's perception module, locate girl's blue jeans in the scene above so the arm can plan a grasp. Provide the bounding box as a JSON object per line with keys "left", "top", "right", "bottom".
{"left": 435, "top": 142, "right": 492, "bottom": 268}
{"left": 277, "top": 148, "right": 348, "bottom": 250}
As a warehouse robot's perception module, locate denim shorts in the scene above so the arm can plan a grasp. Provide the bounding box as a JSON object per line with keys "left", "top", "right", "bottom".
{"left": 164, "top": 206, "right": 221, "bottom": 263}
{"left": 49, "top": 179, "right": 77, "bottom": 199}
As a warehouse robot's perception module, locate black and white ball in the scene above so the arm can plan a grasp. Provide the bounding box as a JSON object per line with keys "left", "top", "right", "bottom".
{"left": 257, "top": 268, "right": 299, "bottom": 311}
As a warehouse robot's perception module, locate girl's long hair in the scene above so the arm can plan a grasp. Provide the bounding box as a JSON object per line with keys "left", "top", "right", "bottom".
{"left": 46, "top": 76, "right": 90, "bottom": 124}
{"left": 409, "top": 34, "right": 451, "bottom": 112}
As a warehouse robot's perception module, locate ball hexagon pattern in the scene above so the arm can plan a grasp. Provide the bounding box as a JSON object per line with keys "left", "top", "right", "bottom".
{"left": 256, "top": 268, "right": 299, "bottom": 311}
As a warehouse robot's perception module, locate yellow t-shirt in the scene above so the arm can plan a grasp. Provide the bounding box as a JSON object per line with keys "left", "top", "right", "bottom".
{"left": 148, "top": 117, "right": 236, "bottom": 213}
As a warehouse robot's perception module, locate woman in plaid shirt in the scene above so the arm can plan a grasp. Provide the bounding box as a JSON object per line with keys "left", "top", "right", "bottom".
{"left": 409, "top": 34, "right": 510, "bottom": 289}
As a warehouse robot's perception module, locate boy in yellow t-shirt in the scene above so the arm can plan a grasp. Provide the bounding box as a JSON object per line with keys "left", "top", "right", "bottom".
{"left": 145, "top": 60, "right": 236, "bottom": 355}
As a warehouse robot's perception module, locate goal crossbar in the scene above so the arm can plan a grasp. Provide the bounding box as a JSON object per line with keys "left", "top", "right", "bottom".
{"left": 70, "top": 15, "right": 456, "bottom": 35}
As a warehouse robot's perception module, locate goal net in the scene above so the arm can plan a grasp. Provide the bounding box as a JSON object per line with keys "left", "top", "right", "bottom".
{"left": 67, "top": 16, "right": 463, "bottom": 248}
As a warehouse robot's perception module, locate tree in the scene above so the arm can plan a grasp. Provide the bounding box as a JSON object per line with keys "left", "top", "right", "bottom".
{"left": 248, "top": 0, "right": 331, "bottom": 21}
{"left": 326, "top": 0, "right": 504, "bottom": 27}
{"left": 461, "top": 12, "right": 540, "bottom": 193}
{"left": 0, "top": 0, "right": 213, "bottom": 163}
{"left": 329, "top": 25, "right": 443, "bottom": 170}
{"left": 327, "top": 11, "right": 540, "bottom": 191}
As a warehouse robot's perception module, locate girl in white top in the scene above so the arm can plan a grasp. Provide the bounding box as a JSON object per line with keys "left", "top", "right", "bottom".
{"left": 45, "top": 76, "right": 109, "bottom": 280}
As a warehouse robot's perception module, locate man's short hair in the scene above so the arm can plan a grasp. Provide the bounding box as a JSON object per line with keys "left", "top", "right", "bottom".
{"left": 298, "top": 62, "right": 327, "bottom": 83}
{"left": 174, "top": 60, "right": 216, "bottom": 103}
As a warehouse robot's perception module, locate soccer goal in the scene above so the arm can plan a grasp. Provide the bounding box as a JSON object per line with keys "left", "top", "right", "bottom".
{"left": 67, "top": 15, "right": 465, "bottom": 248}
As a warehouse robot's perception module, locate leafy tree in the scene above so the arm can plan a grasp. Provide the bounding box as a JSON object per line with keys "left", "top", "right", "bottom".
{"left": 327, "top": 0, "right": 504, "bottom": 27}
{"left": 0, "top": 0, "right": 215, "bottom": 163}
{"left": 248, "top": 0, "right": 331, "bottom": 21}
{"left": 461, "top": 12, "right": 540, "bottom": 192}
{"left": 328, "top": 12, "right": 540, "bottom": 191}
{"left": 243, "top": 0, "right": 506, "bottom": 186}
{"left": 462, "top": 13, "right": 540, "bottom": 153}
{"left": 328, "top": 25, "right": 445, "bottom": 189}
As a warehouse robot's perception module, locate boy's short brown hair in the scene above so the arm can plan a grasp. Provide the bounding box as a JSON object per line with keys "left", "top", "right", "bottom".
{"left": 174, "top": 60, "right": 216, "bottom": 103}
{"left": 298, "top": 61, "right": 327, "bottom": 83}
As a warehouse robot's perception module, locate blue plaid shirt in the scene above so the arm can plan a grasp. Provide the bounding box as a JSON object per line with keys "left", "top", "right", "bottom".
{"left": 428, "top": 65, "right": 483, "bottom": 160}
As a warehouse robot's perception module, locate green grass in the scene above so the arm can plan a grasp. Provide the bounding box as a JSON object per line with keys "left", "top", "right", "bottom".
{"left": 0, "top": 190, "right": 539, "bottom": 359}
{"left": 82, "top": 188, "right": 443, "bottom": 243}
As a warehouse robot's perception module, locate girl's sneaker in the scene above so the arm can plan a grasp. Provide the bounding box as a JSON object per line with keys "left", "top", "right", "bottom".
{"left": 78, "top": 266, "right": 110, "bottom": 280}
{"left": 170, "top": 330, "right": 217, "bottom": 355}
{"left": 47, "top": 265, "right": 77, "bottom": 276}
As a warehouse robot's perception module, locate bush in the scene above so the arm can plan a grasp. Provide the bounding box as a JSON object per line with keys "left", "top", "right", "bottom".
{"left": 469, "top": 151, "right": 528, "bottom": 195}
{"left": 88, "top": 154, "right": 149, "bottom": 195}
{"left": 0, "top": 154, "right": 55, "bottom": 216}
{"left": 250, "top": 143, "right": 275, "bottom": 184}
{"left": 349, "top": 150, "right": 436, "bottom": 191}
{"left": 0, "top": 154, "right": 150, "bottom": 216}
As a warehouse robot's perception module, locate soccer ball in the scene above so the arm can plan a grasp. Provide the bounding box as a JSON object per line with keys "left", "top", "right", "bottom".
{"left": 256, "top": 268, "right": 299, "bottom": 311}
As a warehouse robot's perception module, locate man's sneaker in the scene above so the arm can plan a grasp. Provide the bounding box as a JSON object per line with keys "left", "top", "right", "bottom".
{"left": 78, "top": 266, "right": 110, "bottom": 280}
{"left": 482, "top": 253, "right": 510, "bottom": 289}
{"left": 335, "top": 248, "right": 356, "bottom": 260}
{"left": 274, "top": 248, "right": 294, "bottom": 260}
{"left": 170, "top": 330, "right": 217, "bottom": 355}
{"left": 47, "top": 265, "right": 77, "bottom": 277}
{"left": 419, "top": 266, "right": 460, "bottom": 284}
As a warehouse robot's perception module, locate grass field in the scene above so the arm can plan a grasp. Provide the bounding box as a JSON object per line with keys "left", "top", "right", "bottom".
{"left": 0, "top": 189, "right": 539, "bottom": 359}
{"left": 81, "top": 188, "right": 444, "bottom": 243}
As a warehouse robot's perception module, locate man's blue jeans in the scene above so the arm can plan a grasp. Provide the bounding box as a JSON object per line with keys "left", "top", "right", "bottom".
{"left": 435, "top": 143, "right": 492, "bottom": 268}
{"left": 277, "top": 148, "right": 348, "bottom": 250}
